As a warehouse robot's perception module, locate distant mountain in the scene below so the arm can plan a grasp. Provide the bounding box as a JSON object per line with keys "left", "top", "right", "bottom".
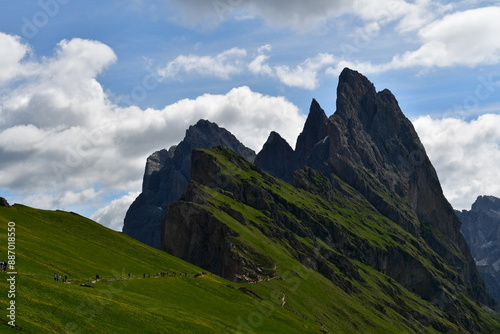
{"left": 457, "top": 195, "right": 500, "bottom": 304}
{"left": 158, "top": 69, "right": 497, "bottom": 332}
{"left": 122, "top": 119, "right": 255, "bottom": 248}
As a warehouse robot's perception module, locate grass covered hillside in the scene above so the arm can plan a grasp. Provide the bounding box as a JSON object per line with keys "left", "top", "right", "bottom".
{"left": 0, "top": 204, "right": 327, "bottom": 333}
{"left": 1, "top": 161, "right": 500, "bottom": 333}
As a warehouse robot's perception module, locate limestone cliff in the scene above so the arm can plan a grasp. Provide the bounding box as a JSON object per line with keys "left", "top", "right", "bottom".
{"left": 164, "top": 146, "right": 494, "bottom": 332}
{"left": 254, "top": 68, "right": 492, "bottom": 309}
{"left": 457, "top": 195, "right": 500, "bottom": 305}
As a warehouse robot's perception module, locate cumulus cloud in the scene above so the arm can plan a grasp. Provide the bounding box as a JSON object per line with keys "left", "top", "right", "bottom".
{"left": 392, "top": 6, "right": 500, "bottom": 68}
{"left": 274, "top": 53, "right": 336, "bottom": 90}
{"left": 91, "top": 192, "right": 141, "bottom": 231}
{"left": 327, "top": 6, "right": 500, "bottom": 75}
{"left": 413, "top": 114, "right": 500, "bottom": 210}
{"left": 158, "top": 45, "right": 335, "bottom": 89}
{"left": 0, "top": 32, "right": 31, "bottom": 85}
{"left": 157, "top": 47, "right": 247, "bottom": 80}
{"left": 248, "top": 44, "right": 273, "bottom": 76}
{"left": 0, "top": 34, "right": 306, "bottom": 230}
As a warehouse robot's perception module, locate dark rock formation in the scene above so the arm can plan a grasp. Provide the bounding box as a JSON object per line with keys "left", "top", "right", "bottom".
{"left": 255, "top": 68, "right": 492, "bottom": 309}
{"left": 254, "top": 131, "right": 294, "bottom": 181}
{"left": 123, "top": 120, "right": 255, "bottom": 248}
{"left": 0, "top": 197, "right": 10, "bottom": 207}
{"left": 164, "top": 145, "right": 491, "bottom": 332}
{"left": 153, "top": 68, "right": 493, "bottom": 331}
{"left": 457, "top": 195, "right": 500, "bottom": 304}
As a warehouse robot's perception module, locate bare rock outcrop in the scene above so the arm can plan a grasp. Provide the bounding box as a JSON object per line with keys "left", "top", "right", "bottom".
{"left": 457, "top": 195, "right": 500, "bottom": 305}
{"left": 0, "top": 197, "right": 10, "bottom": 207}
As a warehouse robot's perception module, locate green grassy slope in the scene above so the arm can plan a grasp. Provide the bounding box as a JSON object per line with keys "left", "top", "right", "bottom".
{"left": 0, "top": 158, "right": 499, "bottom": 333}
{"left": 173, "top": 147, "right": 500, "bottom": 333}
{"left": 0, "top": 205, "right": 321, "bottom": 333}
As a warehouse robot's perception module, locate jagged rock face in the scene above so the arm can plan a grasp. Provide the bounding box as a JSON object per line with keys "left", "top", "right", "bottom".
{"left": 327, "top": 70, "right": 485, "bottom": 306}
{"left": 123, "top": 120, "right": 255, "bottom": 248}
{"left": 164, "top": 147, "right": 489, "bottom": 332}
{"left": 255, "top": 68, "right": 494, "bottom": 309}
{"left": 0, "top": 197, "right": 10, "bottom": 207}
{"left": 163, "top": 155, "right": 276, "bottom": 283}
{"left": 457, "top": 196, "right": 500, "bottom": 304}
{"left": 254, "top": 131, "right": 294, "bottom": 181}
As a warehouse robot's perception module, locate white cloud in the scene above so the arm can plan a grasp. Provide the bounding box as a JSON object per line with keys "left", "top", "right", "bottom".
{"left": 91, "top": 192, "right": 140, "bottom": 231}
{"left": 248, "top": 54, "right": 273, "bottom": 76}
{"left": 350, "top": 0, "right": 452, "bottom": 33}
{"left": 249, "top": 47, "right": 337, "bottom": 89}
{"left": 413, "top": 114, "right": 500, "bottom": 210}
{"left": 274, "top": 53, "right": 336, "bottom": 90}
{"left": 390, "top": 6, "right": 500, "bottom": 68}
{"left": 0, "top": 34, "right": 306, "bottom": 229}
{"left": 327, "top": 6, "right": 500, "bottom": 74}
{"left": 157, "top": 47, "right": 247, "bottom": 80}
{"left": 157, "top": 45, "right": 335, "bottom": 89}
{"left": 248, "top": 44, "right": 273, "bottom": 76}
{"left": 0, "top": 33, "right": 31, "bottom": 85}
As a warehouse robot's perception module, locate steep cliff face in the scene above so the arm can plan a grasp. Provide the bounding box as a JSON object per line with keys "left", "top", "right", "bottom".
{"left": 123, "top": 120, "right": 255, "bottom": 248}
{"left": 254, "top": 68, "right": 492, "bottom": 309}
{"left": 164, "top": 146, "right": 495, "bottom": 332}
{"left": 457, "top": 195, "right": 500, "bottom": 305}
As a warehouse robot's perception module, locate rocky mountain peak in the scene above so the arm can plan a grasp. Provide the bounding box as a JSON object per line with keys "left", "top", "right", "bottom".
{"left": 254, "top": 131, "right": 294, "bottom": 180}
{"left": 457, "top": 195, "right": 500, "bottom": 305}
{"left": 255, "top": 68, "right": 493, "bottom": 309}
{"left": 123, "top": 119, "right": 255, "bottom": 249}
{"left": 142, "top": 149, "right": 170, "bottom": 192}
{"left": 295, "top": 98, "right": 331, "bottom": 162}
{"left": 335, "top": 68, "right": 377, "bottom": 124}
{"left": 471, "top": 195, "right": 500, "bottom": 212}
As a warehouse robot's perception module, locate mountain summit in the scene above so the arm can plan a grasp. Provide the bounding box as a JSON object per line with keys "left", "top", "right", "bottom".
{"left": 123, "top": 119, "right": 255, "bottom": 248}
{"left": 127, "top": 68, "right": 496, "bottom": 332}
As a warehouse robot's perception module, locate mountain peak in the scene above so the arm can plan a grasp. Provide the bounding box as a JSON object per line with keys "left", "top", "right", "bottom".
{"left": 294, "top": 98, "right": 331, "bottom": 162}
{"left": 471, "top": 195, "right": 500, "bottom": 212}
{"left": 337, "top": 68, "right": 376, "bottom": 104}
{"left": 123, "top": 119, "right": 255, "bottom": 248}
{"left": 182, "top": 119, "right": 255, "bottom": 163}
{"left": 254, "top": 131, "right": 294, "bottom": 180}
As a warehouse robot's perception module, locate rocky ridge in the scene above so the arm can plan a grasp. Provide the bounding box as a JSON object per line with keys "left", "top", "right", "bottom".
{"left": 123, "top": 120, "right": 255, "bottom": 248}
{"left": 125, "top": 68, "right": 496, "bottom": 332}
{"left": 457, "top": 195, "right": 500, "bottom": 305}
{"left": 254, "top": 68, "right": 489, "bottom": 306}
{"left": 164, "top": 145, "right": 493, "bottom": 332}
{"left": 160, "top": 69, "right": 496, "bottom": 332}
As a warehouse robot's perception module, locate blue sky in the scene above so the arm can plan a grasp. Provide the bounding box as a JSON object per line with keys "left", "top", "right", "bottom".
{"left": 1, "top": 0, "right": 500, "bottom": 230}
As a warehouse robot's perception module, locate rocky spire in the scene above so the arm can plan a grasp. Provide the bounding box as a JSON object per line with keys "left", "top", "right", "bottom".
{"left": 329, "top": 69, "right": 491, "bottom": 307}
{"left": 294, "top": 99, "right": 331, "bottom": 164}
{"left": 254, "top": 131, "right": 294, "bottom": 181}
{"left": 255, "top": 68, "right": 494, "bottom": 309}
